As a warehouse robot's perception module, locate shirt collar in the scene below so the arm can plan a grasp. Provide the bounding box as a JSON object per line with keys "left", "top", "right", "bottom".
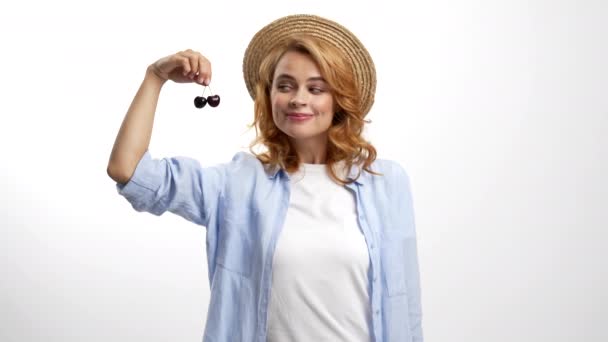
{"left": 264, "top": 161, "right": 366, "bottom": 186}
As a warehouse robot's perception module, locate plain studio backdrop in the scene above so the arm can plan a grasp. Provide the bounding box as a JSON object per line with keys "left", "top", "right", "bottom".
{"left": 1, "top": 0, "right": 606, "bottom": 341}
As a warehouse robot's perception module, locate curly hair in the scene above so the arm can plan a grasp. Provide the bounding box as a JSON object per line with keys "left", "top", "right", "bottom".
{"left": 246, "top": 34, "right": 382, "bottom": 185}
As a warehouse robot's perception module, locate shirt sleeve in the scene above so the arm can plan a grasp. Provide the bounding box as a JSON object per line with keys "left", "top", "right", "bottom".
{"left": 393, "top": 162, "right": 424, "bottom": 342}
{"left": 115, "top": 150, "right": 228, "bottom": 228}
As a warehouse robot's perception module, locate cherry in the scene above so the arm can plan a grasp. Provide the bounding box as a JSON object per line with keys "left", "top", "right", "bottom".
{"left": 194, "top": 96, "right": 207, "bottom": 108}
{"left": 194, "top": 86, "right": 220, "bottom": 109}
{"left": 207, "top": 95, "right": 220, "bottom": 107}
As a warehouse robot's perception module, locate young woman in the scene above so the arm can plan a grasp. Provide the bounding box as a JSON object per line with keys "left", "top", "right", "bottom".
{"left": 107, "top": 14, "right": 423, "bottom": 342}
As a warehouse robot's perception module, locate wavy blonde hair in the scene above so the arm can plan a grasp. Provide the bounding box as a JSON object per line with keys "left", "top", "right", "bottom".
{"left": 246, "top": 35, "right": 382, "bottom": 185}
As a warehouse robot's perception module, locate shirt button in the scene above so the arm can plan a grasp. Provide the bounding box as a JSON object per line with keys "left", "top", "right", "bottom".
{"left": 373, "top": 275, "right": 377, "bottom": 282}
{"left": 375, "top": 309, "right": 380, "bottom": 315}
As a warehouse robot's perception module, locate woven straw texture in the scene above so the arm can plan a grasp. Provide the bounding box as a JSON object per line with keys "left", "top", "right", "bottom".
{"left": 243, "top": 14, "right": 376, "bottom": 116}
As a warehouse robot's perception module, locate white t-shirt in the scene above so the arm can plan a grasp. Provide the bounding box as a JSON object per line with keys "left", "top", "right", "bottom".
{"left": 266, "top": 162, "right": 372, "bottom": 342}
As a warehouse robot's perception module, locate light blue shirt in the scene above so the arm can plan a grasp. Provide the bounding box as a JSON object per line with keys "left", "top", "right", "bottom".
{"left": 116, "top": 150, "right": 423, "bottom": 342}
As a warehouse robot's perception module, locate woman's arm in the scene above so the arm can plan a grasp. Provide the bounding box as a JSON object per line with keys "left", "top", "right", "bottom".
{"left": 107, "top": 67, "right": 166, "bottom": 184}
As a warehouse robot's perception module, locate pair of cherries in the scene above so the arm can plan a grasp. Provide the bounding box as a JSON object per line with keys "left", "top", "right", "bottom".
{"left": 194, "top": 85, "right": 220, "bottom": 108}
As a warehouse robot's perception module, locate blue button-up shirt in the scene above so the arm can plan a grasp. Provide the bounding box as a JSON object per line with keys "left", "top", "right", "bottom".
{"left": 116, "top": 150, "right": 423, "bottom": 342}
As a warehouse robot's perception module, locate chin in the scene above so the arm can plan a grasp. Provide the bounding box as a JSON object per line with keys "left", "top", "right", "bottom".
{"left": 287, "top": 130, "right": 324, "bottom": 140}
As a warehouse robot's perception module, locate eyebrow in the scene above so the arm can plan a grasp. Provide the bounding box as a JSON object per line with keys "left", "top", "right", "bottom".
{"left": 274, "top": 74, "right": 326, "bottom": 82}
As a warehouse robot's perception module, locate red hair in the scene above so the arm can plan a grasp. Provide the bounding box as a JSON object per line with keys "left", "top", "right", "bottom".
{"left": 247, "top": 35, "right": 382, "bottom": 185}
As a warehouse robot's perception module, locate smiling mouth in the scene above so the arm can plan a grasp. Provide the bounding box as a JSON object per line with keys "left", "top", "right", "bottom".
{"left": 287, "top": 113, "right": 313, "bottom": 117}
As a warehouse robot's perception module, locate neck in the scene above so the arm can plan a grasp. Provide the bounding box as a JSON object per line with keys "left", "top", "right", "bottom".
{"left": 289, "top": 135, "right": 328, "bottom": 164}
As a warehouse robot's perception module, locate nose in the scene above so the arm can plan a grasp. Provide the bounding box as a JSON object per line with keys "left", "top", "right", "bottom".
{"left": 289, "top": 88, "right": 308, "bottom": 107}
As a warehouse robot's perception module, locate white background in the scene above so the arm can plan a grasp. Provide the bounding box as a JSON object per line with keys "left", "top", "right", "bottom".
{"left": 1, "top": 0, "right": 606, "bottom": 341}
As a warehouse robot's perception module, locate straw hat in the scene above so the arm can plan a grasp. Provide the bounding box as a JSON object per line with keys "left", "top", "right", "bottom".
{"left": 242, "top": 14, "right": 377, "bottom": 116}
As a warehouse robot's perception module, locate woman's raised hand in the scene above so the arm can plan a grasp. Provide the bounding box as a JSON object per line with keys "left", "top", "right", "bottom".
{"left": 147, "top": 49, "right": 212, "bottom": 86}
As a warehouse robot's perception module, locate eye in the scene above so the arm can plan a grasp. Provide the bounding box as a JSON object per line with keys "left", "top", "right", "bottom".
{"left": 309, "top": 87, "right": 325, "bottom": 94}
{"left": 277, "top": 83, "right": 292, "bottom": 92}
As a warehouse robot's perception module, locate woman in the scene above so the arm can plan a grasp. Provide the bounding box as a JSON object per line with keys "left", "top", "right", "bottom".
{"left": 107, "top": 14, "right": 423, "bottom": 342}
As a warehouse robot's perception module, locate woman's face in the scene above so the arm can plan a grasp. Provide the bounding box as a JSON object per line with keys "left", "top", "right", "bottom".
{"left": 270, "top": 51, "right": 335, "bottom": 145}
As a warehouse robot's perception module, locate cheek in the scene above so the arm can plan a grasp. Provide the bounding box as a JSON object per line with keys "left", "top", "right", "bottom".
{"left": 269, "top": 93, "right": 278, "bottom": 114}
{"left": 315, "top": 96, "right": 334, "bottom": 114}
{"left": 270, "top": 98, "right": 286, "bottom": 126}
{"left": 270, "top": 93, "right": 287, "bottom": 111}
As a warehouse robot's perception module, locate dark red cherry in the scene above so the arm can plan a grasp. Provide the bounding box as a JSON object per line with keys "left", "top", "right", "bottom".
{"left": 194, "top": 96, "right": 207, "bottom": 108}
{"left": 207, "top": 95, "right": 220, "bottom": 107}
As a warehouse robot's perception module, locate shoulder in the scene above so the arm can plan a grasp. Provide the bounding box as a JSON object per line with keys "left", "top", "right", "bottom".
{"left": 228, "top": 151, "right": 264, "bottom": 169}
{"left": 225, "top": 151, "right": 271, "bottom": 180}
{"left": 366, "top": 158, "right": 413, "bottom": 204}
{"left": 368, "top": 158, "right": 411, "bottom": 185}
{"left": 229, "top": 151, "right": 257, "bottom": 164}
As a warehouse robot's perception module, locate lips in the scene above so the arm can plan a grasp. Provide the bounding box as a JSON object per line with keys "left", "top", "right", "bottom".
{"left": 287, "top": 112, "right": 313, "bottom": 117}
